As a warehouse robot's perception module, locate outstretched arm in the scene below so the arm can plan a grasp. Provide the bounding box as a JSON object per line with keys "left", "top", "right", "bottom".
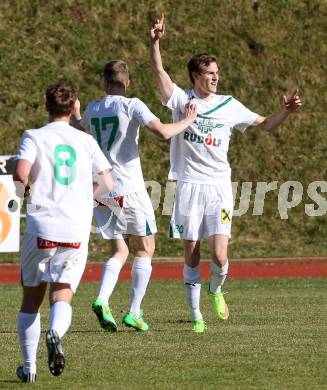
{"left": 252, "top": 89, "right": 302, "bottom": 131}
{"left": 146, "top": 101, "right": 197, "bottom": 140}
{"left": 150, "top": 13, "right": 174, "bottom": 104}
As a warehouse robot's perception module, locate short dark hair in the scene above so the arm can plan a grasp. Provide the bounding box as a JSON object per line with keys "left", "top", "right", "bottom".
{"left": 46, "top": 81, "right": 76, "bottom": 116}
{"left": 187, "top": 53, "right": 218, "bottom": 84}
{"left": 102, "top": 60, "right": 129, "bottom": 89}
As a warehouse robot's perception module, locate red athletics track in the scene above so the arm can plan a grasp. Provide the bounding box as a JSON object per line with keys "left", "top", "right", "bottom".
{"left": 0, "top": 257, "right": 327, "bottom": 284}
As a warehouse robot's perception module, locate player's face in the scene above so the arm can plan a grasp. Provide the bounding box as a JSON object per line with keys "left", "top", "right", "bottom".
{"left": 193, "top": 62, "right": 219, "bottom": 96}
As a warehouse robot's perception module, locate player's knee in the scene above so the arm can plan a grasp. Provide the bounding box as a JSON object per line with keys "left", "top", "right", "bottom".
{"left": 120, "top": 247, "right": 130, "bottom": 261}
{"left": 20, "top": 299, "right": 42, "bottom": 313}
{"left": 148, "top": 242, "right": 155, "bottom": 257}
{"left": 144, "top": 240, "right": 155, "bottom": 257}
{"left": 135, "top": 235, "right": 155, "bottom": 258}
{"left": 134, "top": 244, "right": 155, "bottom": 258}
{"left": 212, "top": 251, "right": 228, "bottom": 267}
{"left": 184, "top": 248, "right": 200, "bottom": 267}
{"left": 111, "top": 246, "right": 130, "bottom": 261}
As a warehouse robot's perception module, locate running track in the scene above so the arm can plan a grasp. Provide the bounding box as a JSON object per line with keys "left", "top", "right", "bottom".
{"left": 0, "top": 257, "right": 326, "bottom": 284}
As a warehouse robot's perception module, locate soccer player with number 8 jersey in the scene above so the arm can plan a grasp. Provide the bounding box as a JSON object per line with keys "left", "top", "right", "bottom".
{"left": 14, "top": 81, "right": 112, "bottom": 382}
{"left": 74, "top": 60, "right": 197, "bottom": 332}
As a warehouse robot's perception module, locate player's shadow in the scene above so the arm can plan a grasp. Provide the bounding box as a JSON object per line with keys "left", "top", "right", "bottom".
{"left": 70, "top": 329, "right": 107, "bottom": 334}
{"left": 0, "top": 380, "right": 20, "bottom": 384}
{"left": 167, "top": 319, "right": 192, "bottom": 324}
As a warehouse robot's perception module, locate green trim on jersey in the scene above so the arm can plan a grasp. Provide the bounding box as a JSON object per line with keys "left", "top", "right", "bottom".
{"left": 146, "top": 221, "right": 152, "bottom": 236}
{"left": 169, "top": 224, "right": 173, "bottom": 238}
{"left": 197, "top": 97, "right": 232, "bottom": 118}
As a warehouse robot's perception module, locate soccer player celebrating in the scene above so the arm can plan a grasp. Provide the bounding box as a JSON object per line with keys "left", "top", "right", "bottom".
{"left": 150, "top": 14, "right": 302, "bottom": 333}
{"left": 73, "top": 60, "right": 197, "bottom": 332}
{"left": 14, "top": 81, "right": 112, "bottom": 382}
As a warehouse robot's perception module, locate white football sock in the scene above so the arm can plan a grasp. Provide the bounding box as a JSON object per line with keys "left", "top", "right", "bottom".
{"left": 130, "top": 257, "right": 152, "bottom": 317}
{"left": 49, "top": 301, "right": 72, "bottom": 339}
{"left": 98, "top": 257, "right": 123, "bottom": 303}
{"left": 183, "top": 264, "right": 202, "bottom": 321}
{"left": 209, "top": 260, "right": 229, "bottom": 294}
{"left": 18, "top": 312, "right": 40, "bottom": 375}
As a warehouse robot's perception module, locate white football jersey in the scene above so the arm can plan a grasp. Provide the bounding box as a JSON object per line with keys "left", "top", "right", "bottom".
{"left": 165, "top": 84, "right": 258, "bottom": 183}
{"left": 81, "top": 95, "right": 157, "bottom": 196}
{"left": 16, "top": 121, "right": 111, "bottom": 242}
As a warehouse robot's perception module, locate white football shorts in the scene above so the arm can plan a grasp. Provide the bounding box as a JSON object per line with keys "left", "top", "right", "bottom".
{"left": 169, "top": 181, "right": 233, "bottom": 240}
{"left": 20, "top": 233, "right": 88, "bottom": 293}
{"left": 93, "top": 189, "right": 157, "bottom": 239}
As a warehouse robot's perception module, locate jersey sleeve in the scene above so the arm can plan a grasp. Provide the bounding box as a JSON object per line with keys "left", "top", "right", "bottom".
{"left": 129, "top": 98, "right": 157, "bottom": 126}
{"left": 232, "top": 99, "right": 258, "bottom": 133}
{"left": 90, "top": 137, "right": 112, "bottom": 173}
{"left": 164, "top": 83, "right": 189, "bottom": 112}
{"left": 16, "top": 131, "right": 37, "bottom": 164}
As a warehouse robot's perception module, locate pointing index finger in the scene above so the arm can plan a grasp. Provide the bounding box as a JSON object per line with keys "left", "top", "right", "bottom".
{"left": 291, "top": 88, "right": 299, "bottom": 98}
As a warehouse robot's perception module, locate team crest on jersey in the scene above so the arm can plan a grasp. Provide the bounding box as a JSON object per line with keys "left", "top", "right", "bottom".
{"left": 220, "top": 208, "right": 231, "bottom": 224}
{"left": 195, "top": 118, "right": 224, "bottom": 134}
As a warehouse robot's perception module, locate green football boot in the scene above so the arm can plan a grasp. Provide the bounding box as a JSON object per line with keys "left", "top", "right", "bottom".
{"left": 192, "top": 319, "right": 207, "bottom": 333}
{"left": 92, "top": 298, "right": 117, "bottom": 332}
{"left": 122, "top": 310, "right": 149, "bottom": 332}
{"left": 208, "top": 291, "right": 229, "bottom": 320}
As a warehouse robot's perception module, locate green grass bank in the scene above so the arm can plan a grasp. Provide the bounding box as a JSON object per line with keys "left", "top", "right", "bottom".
{"left": 0, "top": 1, "right": 326, "bottom": 260}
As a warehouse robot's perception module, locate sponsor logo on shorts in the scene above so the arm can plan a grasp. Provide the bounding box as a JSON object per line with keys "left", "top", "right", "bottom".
{"left": 37, "top": 237, "right": 81, "bottom": 249}
{"left": 63, "top": 253, "right": 80, "bottom": 270}
{"left": 220, "top": 208, "right": 231, "bottom": 224}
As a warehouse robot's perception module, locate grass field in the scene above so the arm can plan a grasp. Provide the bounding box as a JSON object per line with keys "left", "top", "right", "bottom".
{"left": 1, "top": 278, "right": 326, "bottom": 389}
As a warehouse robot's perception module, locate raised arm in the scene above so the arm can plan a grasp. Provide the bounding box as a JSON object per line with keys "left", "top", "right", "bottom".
{"left": 146, "top": 101, "right": 197, "bottom": 140}
{"left": 149, "top": 13, "right": 174, "bottom": 104}
{"left": 70, "top": 98, "right": 86, "bottom": 131}
{"left": 252, "top": 89, "right": 302, "bottom": 131}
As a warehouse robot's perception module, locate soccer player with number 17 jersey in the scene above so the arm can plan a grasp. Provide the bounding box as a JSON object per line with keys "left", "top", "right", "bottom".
{"left": 14, "top": 81, "right": 112, "bottom": 383}
{"left": 74, "top": 60, "right": 197, "bottom": 332}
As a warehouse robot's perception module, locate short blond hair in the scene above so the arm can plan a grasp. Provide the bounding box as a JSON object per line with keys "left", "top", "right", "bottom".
{"left": 102, "top": 60, "right": 129, "bottom": 89}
